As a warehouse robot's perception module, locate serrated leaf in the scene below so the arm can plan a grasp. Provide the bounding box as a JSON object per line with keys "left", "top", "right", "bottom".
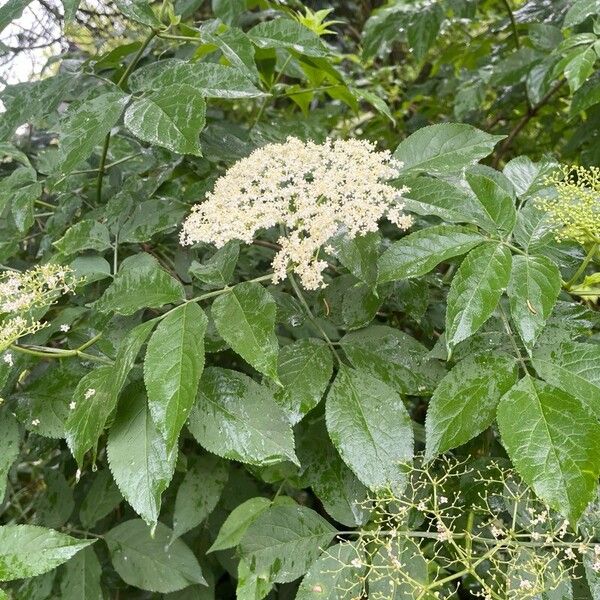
{"left": 466, "top": 167, "right": 517, "bottom": 235}
{"left": 400, "top": 176, "right": 489, "bottom": 224}
{"left": 129, "top": 59, "right": 265, "bottom": 98}
{"left": 497, "top": 376, "right": 600, "bottom": 523}
{"left": 59, "top": 546, "right": 102, "bottom": 600}
{"left": 0, "top": 412, "right": 20, "bottom": 503}
{"left": 513, "top": 201, "right": 556, "bottom": 251}
{"left": 79, "top": 469, "right": 122, "bottom": 529}
{"left": 296, "top": 542, "right": 365, "bottom": 600}
{"left": 208, "top": 497, "right": 271, "bottom": 553}
{"left": 407, "top": 2, "right": 444, "bottom": 61}
{"left": 58, "top": 90, "right": 128, "bottom": 174}
{"left": 34, "top": 470, "right": 74, "bottom": 529}
{"left": 66, "top": 366, "right": 116, "bottom": 466}
{"left": 340, "top": 325, "right": 445, "bottom": 396}
{"left": 53, "top": 220, "right": 112, "bottom": 256}
{"left": 212, "top": 282, "right": 279, "bottom": 380}
{"left": 297, "top": 419, "right": 369, "bottom": 527}
{"left": 113, "top": 0, "right": 161, "bottom": 26}
{"left": 564, "top": 0, "right": 600, "bottom": 28}
{"left": 425, "top": 353, "right": 518, "bottom": 459}
{"left": 247, "top": 18, "right": 326, "bottom": 57}
{"left": 507, "top": 255, "right": 561, "bottom": 354}
{"left": 189, "top": 240, "right": 239, "bottom": 287}
{"left": 107, "top": 386, "right": 176, "bottom": 527}
{"left": 445, "top": 243, "right": 512, "bottom": 352}
{"left": 378, "top": 225, "right": 484, "bottom": 283}
{"left": 564, "top": 46, "right": 596, "bottom": 93}
{"left": 144, "top": 303, "right": 207, "bottom": 450}
{"left": 124, "top": 84, "right": 206, "bottom": 156}
{"left": 172, "top": 454, "right": 229, "bottom": 540}
{"left": 0, "top": 525, "right": 94, "bottom": 581}
{"left": 274, "top": 339, "right": 333, "bottom": 425}
{"left": 187, "top": 368, "right": 298, "bottom": 465}
{"left": 532, "top": 340, "right": 600, "bottom": 414}
{"left": 94, "top": 253, "right": 185, "bottom": 316}
{"left": 393, "top": 124, "right": 505, "bottom": 175}
{"left": 571, "top": 71, "right": 600, "bottom": 114}
{"left": 105, "top": 520, "right": 206, "bottom": 593}
{"left": 325, "top": 366, "right": 413, "bottom": 492}
{"left": 330, "top": 232, "right": 379, "bottom": 287}
{"left": 239, "top": 504, "right": 336, "bottom": 584}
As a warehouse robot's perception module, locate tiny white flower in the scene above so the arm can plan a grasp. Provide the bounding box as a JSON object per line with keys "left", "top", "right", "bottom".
{"left": 350, "top": 558, "right": 362, "bottom": 568}
{"left": 31, "top": 419, "right": 40, "bottom": 426}
{"left": 519, "top": 580, "right": 533, "bottom": 590}
{"left": 60, "top": 324, "right": 70, "bottom": 332}
{"left": 565, "top": 548, "right": 576, "bottom": 560}
{"left": 439, "top": 496, "right": 448, "bottom": 505}
{"left": 69, "top": 401, "right": 77, "bottom": 410}
{"left": 417, "top": 500, "right": 427, "bottom": 511}
{"left": 593, "top": 559, "right": 600, "bottom": 573}
{"left": 490, "top": 525, "right": 504, "bottom": 539}
{"left": 2, "top": 352, "right": 13, "bottom": 366}
{"left": 84, "top": 388, "right": 96, "bottom": 400}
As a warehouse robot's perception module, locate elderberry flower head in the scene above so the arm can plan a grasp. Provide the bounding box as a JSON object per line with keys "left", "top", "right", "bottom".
{"left": 537, "top": 165, "right": 600, "bottom": 244}
{"left": 180, "top": 137, "right": 412, "bottom": 289}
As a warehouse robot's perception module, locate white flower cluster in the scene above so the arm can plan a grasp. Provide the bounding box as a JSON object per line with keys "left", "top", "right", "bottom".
{"left": 0, "top": 264, "right": 74, "bottom": 352}
{"left": 180, "top": 137, "right": 412, "bottom": 289}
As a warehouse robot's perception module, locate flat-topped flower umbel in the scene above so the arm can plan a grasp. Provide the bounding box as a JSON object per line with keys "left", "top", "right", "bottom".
{"left": 180, "top": 137, "right": 412, "bottom": 289}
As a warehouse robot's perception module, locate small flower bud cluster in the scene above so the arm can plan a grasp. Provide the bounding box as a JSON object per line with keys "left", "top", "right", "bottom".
{"left": 180, "top": 137, "right": 412, "bottom": 289}
{"left": 0, "top": 264, "right": 74, "bottom": 352}
{"left": 537, "top": 165, "right": 600, "bottom": 244}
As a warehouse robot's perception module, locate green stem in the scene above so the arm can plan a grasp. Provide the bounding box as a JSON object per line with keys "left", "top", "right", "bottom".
{"left": 501, "top": 0, "right": 520, "bottom": 49}
{"left": 498, "top": 303, "right": 530, "bottom": 373}
{"left": 287, "top": 271, "right": 342, "bottom": 364}
{"left": 11, "top": 333, "right": 110, "bottom": 365}
{"left": 565, "top": 242, "right": 598, "bottom": 290}
{"left": 34, "top": 198, "right": 56, "bottom": 209}
{"left": 157, "top": 32, "right": 200, "bottom": 42}
{"left": 96, "top": 29, "right": 157, "bottom": 204}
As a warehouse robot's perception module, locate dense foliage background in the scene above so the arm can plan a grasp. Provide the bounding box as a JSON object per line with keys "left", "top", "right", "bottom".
{"left": 1, "top": 0, "right": 600, "bottom": 598}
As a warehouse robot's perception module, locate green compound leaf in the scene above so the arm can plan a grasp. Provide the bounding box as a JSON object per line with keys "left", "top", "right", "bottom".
{"left": 325, "top": 366, "right": 413, "bottom": 493}
{"left": 187, "top": 367, "right": 298, "bottom": 466}
{"left": 172, "top": 454, "right": 229, "bottom": 540}
{"left": 0, "top": 525, "right": 94, "bottom": 581}
{"left": 107, "top": 386, "right": 176, "bottom": 527}
{"left": 532, "top": 340, "right": 600, "bottom": 414}
{"left": 425, "top": 353, "right": 518, "bottom": 459}
{"left": 53, "top": 220, "right": 112, "bottom": 256}
{"left": 507, "top": 255, "right": 561, "bottom": 354}
{"left": 94, "top": 253, "right": 185, "bottom": 316}
{"left": 378, "top": 225, "right": 484, "bottom": 283}
{"left": 445, "top": 243, "right": 512, "bottom": 352}
{"left": 497, "top": 376, "right": 600, "bottom": 524}
{"left": 239, "top": 504, "right": 336, "bottom": 584}
{"left": 274, "top": 338, "right": 333, "bottom": 425}
{"left": 105, "top": 520, "right": 206, "bottom": 593}
{"left": 57, "top": 89, "right": 128, "bottom": 174}
{"left": 124, "top": 84, "right": 206, "bottom": 156}
{"left": 144, "top": 303, "right": 207, "bottom": 451}
{"left": 393, "top": 123, "right": 505, "bottom": 175}
{"left": 212, "top": 282, "right": 279, "bottom": 380}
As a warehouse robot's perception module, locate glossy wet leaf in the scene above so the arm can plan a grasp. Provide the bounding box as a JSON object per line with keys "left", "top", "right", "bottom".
{"left": 107, "top": 386, "right": 176, "bottom": 527}
{"left": 393, "top": 123, "right": 504, "bottom": 175}
{"left": 0, "top": 525, "right": 94, "bottom": 581}
{"left": 59, "top": 546, "right": 103, "bottom": 600}
{"left": 497, "top": 376, "right": 600, "bottom": 524}
{"left": 507, "top": 254, "right": 561, "bottom": 354}
{"left": 144, "top": 302, "right": 207, "bottom": 450}
{"left": 326, "top": 366, "right": 413, "bottom": 492}
{"left": 53, "top": 220, "right": 112, "bottom": 256}
{"left": 105, "top": 520, "right": 206, "bottom": 592}
{"left": 425, "top": 353, "right": 518, "bottom": 459}
{"left": 274, "top": 339, "right": 333, "bottom": 424}
{"left": 378, "top": 225, "right": 484, "bottom": 283}
{"left": 124, "top": 85, "right": 206, "bottom": 156}
{"left": 187, "top": 367, "right": 298, "bottom": 465}
{"left": 189, "top": 240, "right": 239, "bottom": 288}
{"left": 94, "top": 253, "right": 185, "bottom": 316}
{"left": 212, "top": 282, "right": 279, "bottom": 380}
{"left": 239, "top": 504, "right": 336, "bottom": 584}
{"left": 340, "top": 325, "right": 445, "bottom": 396}
{"left": 247, "top": 18, "right": 326, "bottom": 57}
{"left": 445, "top": 243, "right": 512, "bottom": 352}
